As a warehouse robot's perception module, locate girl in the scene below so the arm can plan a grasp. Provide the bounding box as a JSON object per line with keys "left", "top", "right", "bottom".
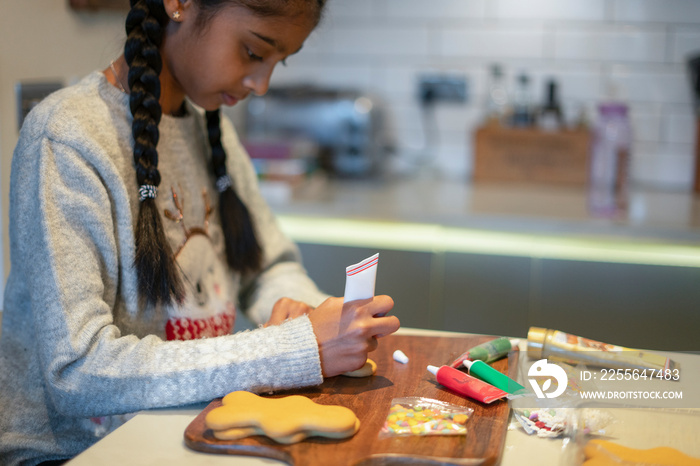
{"left": 0, "top": 1, "right": 399, "bottom": 464}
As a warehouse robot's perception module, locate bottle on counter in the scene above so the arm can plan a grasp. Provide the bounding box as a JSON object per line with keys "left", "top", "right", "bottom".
{"left": 537, "top": 79, "right": 565, "bottom": 132}
{"left": 573, "top": 102, "right": 591, "bottom": 130}
{"left": 588, "top": 102, "right": 632, "bottom": 217}
{"left": 484, "top": 64, "right": 509, "bottom": 126}
{"left": 511, "top": 73, "right": 535, "bottom": 128}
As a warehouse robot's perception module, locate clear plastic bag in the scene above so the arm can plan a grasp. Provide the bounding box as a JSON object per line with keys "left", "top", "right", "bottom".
{"left": 379, "top": 397, "right": 474, "bottom": 438}
{"left": 512, "top": 407, "right": 614, "bottom": 438}
{"left": 510, "top": 361, "right": 614, "bottom": 438}
{"left": 560, "top": 404, "right": 700, "bottom": 466}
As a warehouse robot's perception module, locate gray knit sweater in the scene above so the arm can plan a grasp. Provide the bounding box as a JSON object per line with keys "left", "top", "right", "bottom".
{"left": 0, "top": 72, "right": 328, "bottom": 465}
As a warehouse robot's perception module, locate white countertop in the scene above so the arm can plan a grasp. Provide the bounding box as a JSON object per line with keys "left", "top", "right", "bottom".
{"left": 67, "top": 328, "right": 700, "bottom": 466}
{"left": 265, "top": 175, "right": 700, "bottom": 245}
{"left": 260, "top": 175, "right": 700, "bottom": 272}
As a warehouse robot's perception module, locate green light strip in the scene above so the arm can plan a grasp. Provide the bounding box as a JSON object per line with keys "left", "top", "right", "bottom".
{"left": 277, "top": 215, "right": 700, "bottom": 268}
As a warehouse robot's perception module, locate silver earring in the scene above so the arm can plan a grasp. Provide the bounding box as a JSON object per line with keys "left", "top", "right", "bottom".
{"left": 172, "top": 10, "right": 181, "bottom": 20}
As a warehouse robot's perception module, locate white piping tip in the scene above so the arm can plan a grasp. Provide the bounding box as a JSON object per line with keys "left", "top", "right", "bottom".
{"left": 393, "top": 349, "right": 409, "bottom": 364}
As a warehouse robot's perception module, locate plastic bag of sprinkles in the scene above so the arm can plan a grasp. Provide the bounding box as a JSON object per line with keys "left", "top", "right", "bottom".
{"left": 379, "top": 397, "right": 474, "bottom": 438}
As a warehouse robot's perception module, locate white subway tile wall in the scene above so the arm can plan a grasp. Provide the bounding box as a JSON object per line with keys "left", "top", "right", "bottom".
{"left": 268, "top": 0, "right": 699, "bottom": 188}
{"left": 675, "top": 29, "right": 700, "bottom": 62}
{"left": 614, "top": 0, "right": 700, "bottom": 23}
{"left": 492, "top": 0, "right": 607, "bottom": 21}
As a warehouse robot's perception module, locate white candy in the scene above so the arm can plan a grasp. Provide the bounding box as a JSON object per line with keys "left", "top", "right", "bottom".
{"left": 393, "top": 350, "right": 409, "bottom": 364}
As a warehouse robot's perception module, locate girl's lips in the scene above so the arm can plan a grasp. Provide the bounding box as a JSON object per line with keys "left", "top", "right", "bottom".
{"left": 222, "top": 93, "right": 239, "bottom": 106}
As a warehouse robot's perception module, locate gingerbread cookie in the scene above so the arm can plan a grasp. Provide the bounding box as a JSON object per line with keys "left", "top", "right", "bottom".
{"left": 341, "top": 358, "right": 377, "bottom": 377}
{"left": 584, "top": 439, "right": 700, "bottom": 466}
{"left": 205, "top": 391, "right": 360, "bottom": 444}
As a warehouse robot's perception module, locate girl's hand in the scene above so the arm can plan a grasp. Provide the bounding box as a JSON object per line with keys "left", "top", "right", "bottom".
{"left": 308, "top": 296, "right": 399, "bottom": 377}
{"left": 264, "top": 298, "right": 314, "bottom": 327}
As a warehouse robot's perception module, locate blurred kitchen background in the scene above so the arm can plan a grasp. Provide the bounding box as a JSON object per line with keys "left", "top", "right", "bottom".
{"left": 241, "top": 0, "right": 698, "bottom": 186}
{"left": 1, "top": 0, "right": 699, "bottom": 349}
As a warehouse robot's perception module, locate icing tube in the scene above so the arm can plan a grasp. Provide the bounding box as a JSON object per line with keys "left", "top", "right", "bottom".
{"left": 449, "top": 337, "right": 520, "bottom": 368}
{"left": 427, "top": 365, "right": 507, "bottom": 404}
{"left": 343, "top": 253, "right": 379, "bottom": 303}
{"left": 527, "top": 327, "right": 679, "bottom": 372}
{"left": 462, "top": 359, "right": 526, "bottom": 394}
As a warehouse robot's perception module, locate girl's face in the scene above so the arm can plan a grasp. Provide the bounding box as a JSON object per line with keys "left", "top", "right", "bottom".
{"left": 161, "top": 2, "right": 315, "bottom": 111}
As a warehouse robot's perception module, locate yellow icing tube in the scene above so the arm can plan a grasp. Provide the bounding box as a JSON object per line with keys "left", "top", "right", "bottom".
{"left": 527, "top": 327, "right": 679, "bottom": 373}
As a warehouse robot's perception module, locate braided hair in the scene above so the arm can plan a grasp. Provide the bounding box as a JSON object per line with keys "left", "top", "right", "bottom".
{"left": 124, "top": 0, "right": 326, "bottom": 307}
{"left": 206, "top": 109, "right": 263, "bottom": 273}
{"left": 125, "top": 0, "right": 183, "bottom": 306}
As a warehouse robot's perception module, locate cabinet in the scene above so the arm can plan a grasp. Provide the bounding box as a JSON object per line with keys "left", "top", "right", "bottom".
{"left": 533, "top": 258, "right": 700, "bottom": 351}
{"left": 274, "top": 177, "right": 700, "bottom": 352}
{"left": 297, "top": 242, "right": 700, "bottom": 351}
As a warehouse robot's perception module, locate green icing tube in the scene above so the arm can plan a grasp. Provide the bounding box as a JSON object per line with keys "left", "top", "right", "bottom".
{"left": 449, "top": 337, "right": 520, "bottom": 368}
{"left": 463, "top": 359, "right": 526, "bottom": 394}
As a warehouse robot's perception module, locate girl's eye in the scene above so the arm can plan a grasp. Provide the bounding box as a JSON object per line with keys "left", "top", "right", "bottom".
{"left": 247, "top": 49, "right": 263, "bottom": 62}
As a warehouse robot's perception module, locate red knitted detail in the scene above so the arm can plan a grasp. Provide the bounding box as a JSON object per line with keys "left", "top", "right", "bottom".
{"left": 165, "top": 311, "right": 235, "bottom": 341}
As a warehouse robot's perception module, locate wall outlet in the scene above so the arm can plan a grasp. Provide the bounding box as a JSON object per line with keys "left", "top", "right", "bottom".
{"left": 418, "top": 74, "right": 468, "bottom": 105}
{"left": 15, "top": 80, "right": 63, "bottom": 131}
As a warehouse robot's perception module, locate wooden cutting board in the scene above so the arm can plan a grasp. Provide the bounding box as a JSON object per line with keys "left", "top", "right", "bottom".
{"left": 185, "top": 334, "right": 519, "bottom": 465}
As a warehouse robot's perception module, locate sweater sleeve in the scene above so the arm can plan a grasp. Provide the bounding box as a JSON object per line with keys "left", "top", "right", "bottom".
{"left": 11, "top": 133, "right": 323, "bottom": 418}
{"left": 218, "top": 116, "right": 331, "bottom": 325}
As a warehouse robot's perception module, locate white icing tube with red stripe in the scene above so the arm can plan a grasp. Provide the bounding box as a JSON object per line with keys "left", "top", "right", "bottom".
{"left": 343, "top": 253, "right": 379, "bottom": 303}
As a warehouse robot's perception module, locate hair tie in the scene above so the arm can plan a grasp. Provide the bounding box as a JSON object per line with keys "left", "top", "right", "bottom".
{"left": 138, "top": 184, "right": 158, "bottom": 202}
{"left": 216, "top": 175, "right": 232, "bottom": 193}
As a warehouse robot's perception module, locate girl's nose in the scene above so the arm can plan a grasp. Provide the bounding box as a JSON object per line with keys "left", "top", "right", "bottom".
{"left": 243, "top": 67, "right": 274, "bottom": 96}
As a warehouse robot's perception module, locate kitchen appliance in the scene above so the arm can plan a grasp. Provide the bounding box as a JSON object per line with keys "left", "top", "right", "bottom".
{"left": 243, "top": 85, "right": 393, "bottom": 177}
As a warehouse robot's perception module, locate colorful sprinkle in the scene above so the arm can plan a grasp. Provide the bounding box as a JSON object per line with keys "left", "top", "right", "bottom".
{"left": 380, "top": 399, "right": 472, "bottom": 437}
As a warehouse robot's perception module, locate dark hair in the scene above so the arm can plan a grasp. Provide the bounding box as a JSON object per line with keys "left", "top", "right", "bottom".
{"left": 193, "top": 0, "right": 326, "bottom": 29}
{"left": 124, "top": 0, "right": 325, "bottom": 307}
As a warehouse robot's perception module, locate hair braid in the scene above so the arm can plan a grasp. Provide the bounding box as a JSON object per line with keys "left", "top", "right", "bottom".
{"left": 125, "top": 0, "right": 184, "bottom": 306}
{"left": 206, "top": 109, "right": 263, "bottom": 273}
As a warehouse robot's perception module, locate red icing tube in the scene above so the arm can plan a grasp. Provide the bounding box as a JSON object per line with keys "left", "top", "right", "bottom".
{"left": 427, "top": 365, "right": 507, "bottom": 404}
